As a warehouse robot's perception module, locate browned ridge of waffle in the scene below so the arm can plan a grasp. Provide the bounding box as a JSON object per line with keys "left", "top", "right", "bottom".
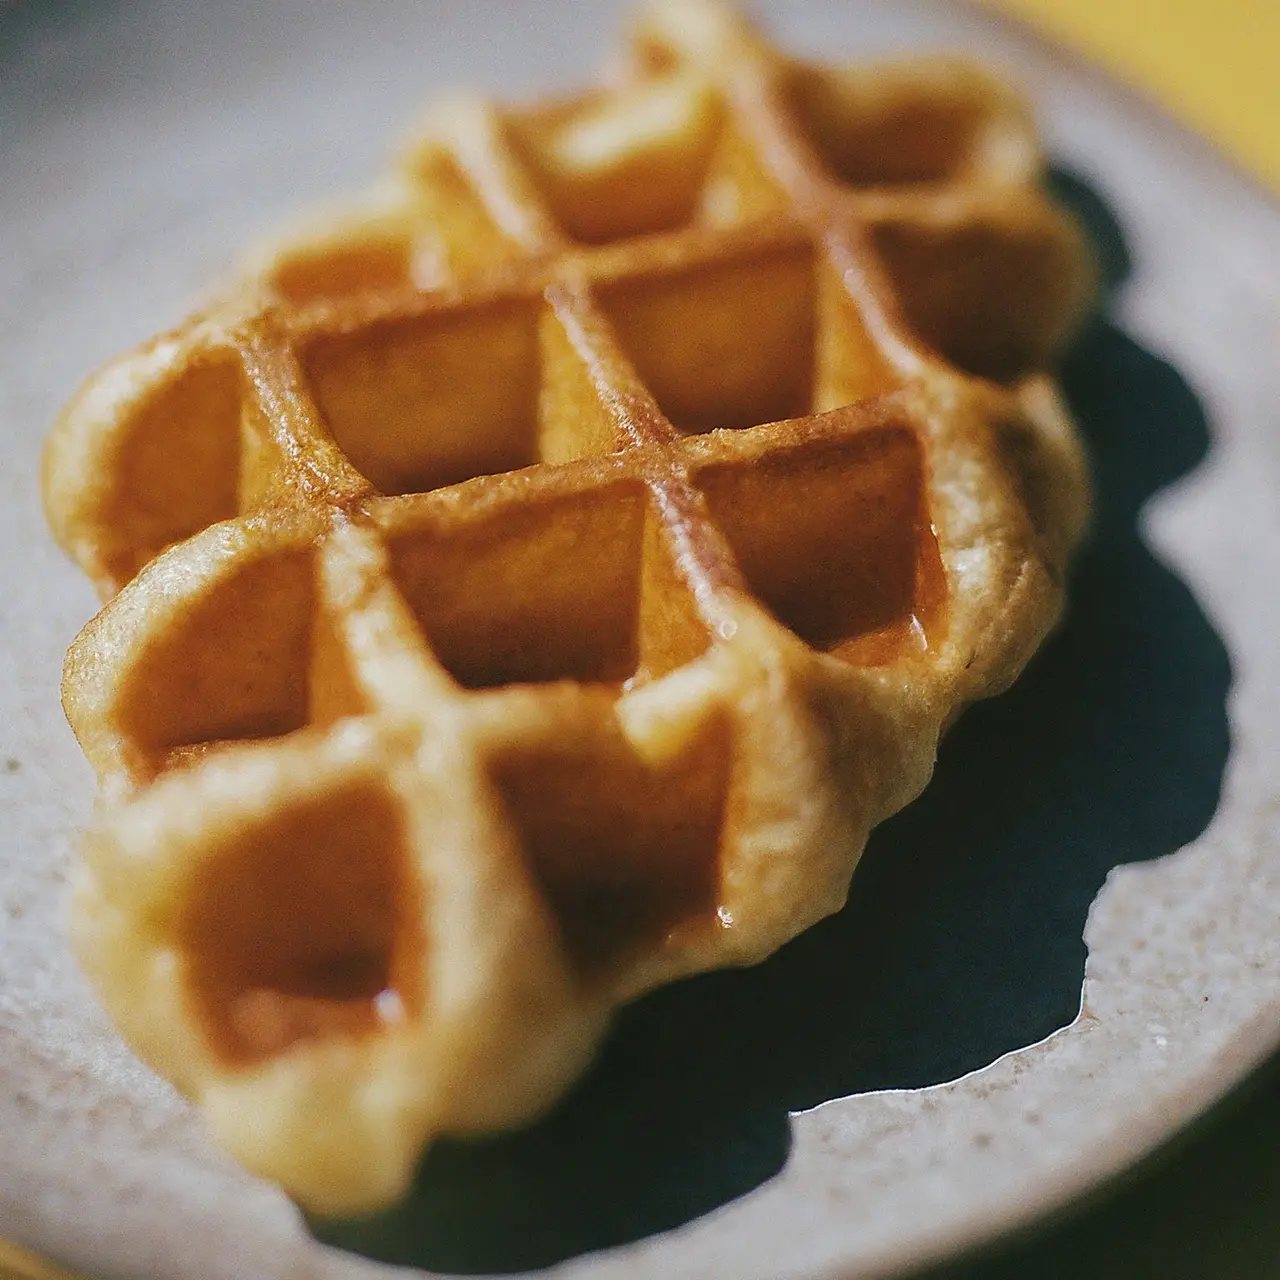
{"left": 43, "top": 0, "right": 1093, "bottom": 1213}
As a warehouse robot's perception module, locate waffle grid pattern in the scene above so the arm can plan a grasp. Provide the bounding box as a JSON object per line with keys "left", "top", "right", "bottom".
{"left": 45, "top": 1, "right": 1092, "bottom": 1212}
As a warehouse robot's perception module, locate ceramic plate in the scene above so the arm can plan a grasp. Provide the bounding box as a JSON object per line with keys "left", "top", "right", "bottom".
{"left": 2, "top": 2, "right": 1279, "bottom": 1278}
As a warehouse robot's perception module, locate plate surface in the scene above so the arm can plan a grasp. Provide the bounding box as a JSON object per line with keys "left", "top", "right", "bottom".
{"left": 2, "top": 3, "right": 1279, "bottom": 1279}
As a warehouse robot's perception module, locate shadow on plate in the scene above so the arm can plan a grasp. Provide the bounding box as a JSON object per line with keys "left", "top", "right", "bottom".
{"left": 309, "top": 172, "right": 1231, "bottom": 1274}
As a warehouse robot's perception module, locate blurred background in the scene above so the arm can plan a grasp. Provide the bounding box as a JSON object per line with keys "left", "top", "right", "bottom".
{"left": 985, "top": 0, "right": 1279, "bottom": 194}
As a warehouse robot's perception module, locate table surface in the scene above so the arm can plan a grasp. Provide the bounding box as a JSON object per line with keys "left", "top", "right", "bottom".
{"left": 3, "top": 2, "right": 1278, "bottom": 1278}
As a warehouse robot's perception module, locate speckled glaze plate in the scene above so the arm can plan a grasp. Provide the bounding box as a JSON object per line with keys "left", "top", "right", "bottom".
{"left": 2, "top": 3, "right": 1279, "bottom": 1278}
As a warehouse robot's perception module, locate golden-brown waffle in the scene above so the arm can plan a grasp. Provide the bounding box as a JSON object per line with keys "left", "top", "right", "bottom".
{"left": 43, "top": 0, "right": 1093, "bottom": 1213}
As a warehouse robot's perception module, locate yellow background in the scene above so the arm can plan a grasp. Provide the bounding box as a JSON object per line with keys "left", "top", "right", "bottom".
{"left": 984, "top": 0, "right": 1280, "bottom": 193}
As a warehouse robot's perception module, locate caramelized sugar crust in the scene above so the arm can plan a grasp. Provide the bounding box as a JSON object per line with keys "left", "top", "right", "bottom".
{"left": 45, "top": 0, "right": 1092, "bottom": 1214}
